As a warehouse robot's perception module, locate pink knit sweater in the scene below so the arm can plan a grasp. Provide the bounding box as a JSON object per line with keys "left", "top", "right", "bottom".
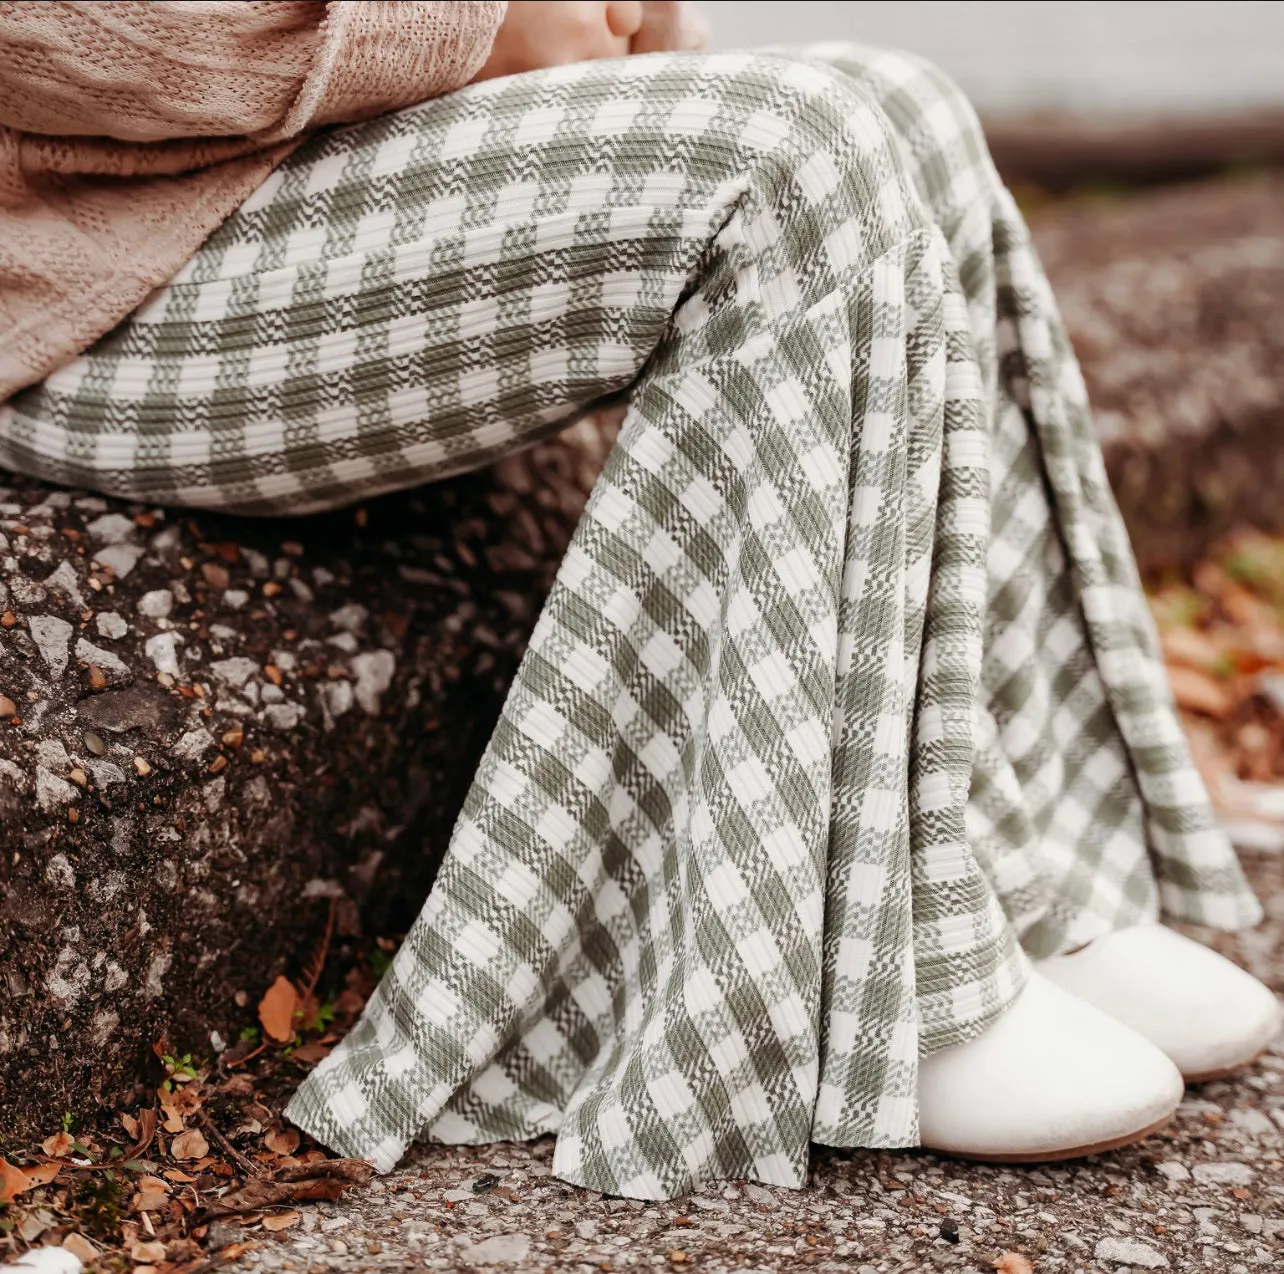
{"left": 0, "top": 1, "right": 506, "bottom": 402}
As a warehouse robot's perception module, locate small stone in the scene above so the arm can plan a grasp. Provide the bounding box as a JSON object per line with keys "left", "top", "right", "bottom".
{"left": 472, "top": 1173, "right": 500, "bottom": 1195}
{"left": 263, "top": 703, "right": 303, "bottom": 732}
{"left": 85, "top": 512, "right": 137, "bottom": 544}
{"left": 201, "top": 562, "right": 230, "bottom": 591}
{"left": 1094, "top": 1236, "right": 1169, "bottom": 1267}
{"left": 1229, "top": 1108, "right": 1273, "bottom": 1138}
{"left": 171, "top": 729, "right": 216, "bottom": 762}
{"left": 352, "top": 649, "right": 396, "bottom": 715}
{"left": 330, "top": 602, "right": 369, "bottom": 633}
{"left": 134, "top": 756, "right": 153, "bottom": 777}
{"left": 210, "top": 656, "right": 260, "bottom": 689}
{"left": 45, "top": 560, "right": 87, "bottom": 609}
{"left": 93, "top": 543, "right": 145, "bottom": 578}
{"left": 78, "top": 683, "right": 182, "bottom": 734}
{"left": 1192, "top": 1163, "right": 1254, "bottom": 1186}
{"left": 95, "top": 611, "right": 128, "bottom": 639}
{"left": 82, "top": 730, "right": 106, "bottom": 756}
{"left": 0, "top": 694, "right": 16, "bottom": 719}
{"left": 37, "top": 739, "right": 70, "bottom": 771}
{"left": 36, "top": 768, "right": 78, "bottom": 812}
{"left": 221, "top": 727, "right": 244, "bottom": 748}
{"left": 87, "top": 759, "right": 126, "bottom": 789}
{"left": 939, "top": 1217, "right": 960, "bottom": 1244}
{"left": 223, "top": 588, "right": 250, "bottom": 610}
{"left": 29, "top": 614, "right": 73, "bottom": 678}
{"left": 1155, "top": 1161, "right": 1191, "bottom": 1182}
{"left": 76, "top": 638, "right": 130, "bottom": 679}
{"left": 144, "top": 632, "right": 182, "bottom": 676}
{"left": 137, "top": 589, "right": 174, "bottom": 619}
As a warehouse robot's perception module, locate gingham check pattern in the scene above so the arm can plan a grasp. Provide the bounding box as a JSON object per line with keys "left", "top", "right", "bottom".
{"left": 2, "top": 46, "right": 1259, "bottom": 1199}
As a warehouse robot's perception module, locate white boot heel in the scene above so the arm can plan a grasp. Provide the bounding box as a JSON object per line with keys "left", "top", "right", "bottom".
{"left": 918, "top": 970, "right": 1183, "bottom": 1162}
{"left": 1037, "top": 925, "right": 1281, "bottom": 1082}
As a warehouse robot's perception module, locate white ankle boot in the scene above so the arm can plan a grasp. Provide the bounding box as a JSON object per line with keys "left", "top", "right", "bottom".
{"left": 1037, "top": 925, "right": 1281, "bottom": 1081}
{"left": 918, "top": 970, "right": 1183, "bottom": 1161}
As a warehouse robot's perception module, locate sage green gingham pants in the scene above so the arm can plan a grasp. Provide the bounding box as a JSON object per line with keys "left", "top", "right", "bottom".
{"left": 0, "top": 45, "right": 1259, "bottom": 1198}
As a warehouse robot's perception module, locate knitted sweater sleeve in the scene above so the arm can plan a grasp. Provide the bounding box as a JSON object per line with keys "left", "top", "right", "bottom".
{"left": 0, "top": 1, "right": 506, "bottom": 144}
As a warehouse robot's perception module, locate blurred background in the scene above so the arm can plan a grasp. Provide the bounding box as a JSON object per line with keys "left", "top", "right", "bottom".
{"left": 708, "top": 1, "right": 1284, "bottom": 118}
{"left": 705, "top": 4, "right": 1284, "bottom": 910}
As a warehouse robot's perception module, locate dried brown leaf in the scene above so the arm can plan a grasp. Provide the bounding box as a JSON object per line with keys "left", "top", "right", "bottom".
{"left": 258, "top": 975, "right": 299, "bottom": 1043}
{"left": 261, "top": 1210, "right": 302, "bottom": 1232}
{"left": 994, "top": 1254, "right": 1035, "bottom": 1274}
{"left": 120, "top": 1112, "right": 141, "bottom": 1139}
{"left": 170, "top": 1128, "right": 209, "bottom": 1161}
{"left": 41, "top": 1130, "right": 74, "bottom": 1158}
{"left": 264, "top": 1128, "right": 300, "bottom": 1157}
{"left": 1161, "top": 626, "right": 1223, "bottom": 671}
{"left": 22, "top": 1162, "right": 62, "bottom": 1187}
{"left": 133, "top": 1189, "right": 169, "bottom": 1213}
{"left": 0, "top": 1158, "right": 31, "bottom": 1203}
{"left": 61, "top": 1233, "right": 97, "bottom": 1264}
{"left": 130, "top": 1239, "right": 168, "bottom": 1263}
{"left": 1168, "top": 665, "right": 1234, "bottom": 718}
{"left": 290, "top": 1041, "right": 332, "bottom": 1064}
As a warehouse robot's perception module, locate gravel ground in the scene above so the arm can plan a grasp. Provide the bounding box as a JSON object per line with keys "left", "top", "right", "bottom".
{"left": 228, "top": 850, "right": 1284, "bottom": 1274}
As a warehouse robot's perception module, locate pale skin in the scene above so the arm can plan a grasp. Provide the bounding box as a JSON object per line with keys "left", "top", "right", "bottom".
{"left": 473, "top": 0, "right": 708, "bottom": 81}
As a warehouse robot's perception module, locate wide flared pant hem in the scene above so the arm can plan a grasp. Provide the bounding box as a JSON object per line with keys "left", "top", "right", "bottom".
{"left": 5, "top": 44, "right": 1260, "bottom": 1200}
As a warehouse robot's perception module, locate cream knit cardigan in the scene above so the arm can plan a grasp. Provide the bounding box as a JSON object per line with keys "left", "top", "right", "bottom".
{"left": 0, "top": 1, "right": 506, "bottom": 402}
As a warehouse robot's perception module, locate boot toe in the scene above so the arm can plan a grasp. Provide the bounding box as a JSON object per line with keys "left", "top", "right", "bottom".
{"left": 919, "top": 970, "right": 1183, "bottom": 1161}
{"left": 1037, "top": 925, "right": 1282, "bottom": 1081}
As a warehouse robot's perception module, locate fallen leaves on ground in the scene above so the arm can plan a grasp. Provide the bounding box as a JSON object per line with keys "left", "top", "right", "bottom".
{"left": 0, "top": 907, "right": 379, "bottom": 1271}
{"left": 994, "top": 1252, "right": 1036, "bottom": 1274}
{"left": 1149, "top": 528, "right": 1284, "bottom": 842}
{"left": 257, "top": 975, "right": 299, "bottom": 1044}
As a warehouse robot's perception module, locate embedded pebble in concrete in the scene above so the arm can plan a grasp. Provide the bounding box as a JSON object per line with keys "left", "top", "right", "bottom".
{"left": 171, "top": 729, "right": 216, "bottom": 762}
{"left": 1095, "top": 1235, "right": 1169, "bottom": 1266}
{"left": 136, "top": 588, "right": 174, "bottom": 619}
{"left": 351, "top": 649, "right": 395, "bottom": 715}
{"left": 84, "top": 513, "right": 136, "bottom": 545}
{"left": 74, "top": 638, "right": 130, "bottom": 680}
{"left": 1190, "top": 1162, "right": 1254, "bottom": 1186}
{"left": 44, "top": 560, "right": 86, "bottom": 609}
{"left": 27, "top": 615, "right": 72, "bottom": 679}
{"left": 144, "top": 632, "right": 182, "bottom": 676}
{"left": 92, "top": 543, "right": 144, "bottom": 578}
{"left": 94, "top": 611, "right": 128, "bottom": 640}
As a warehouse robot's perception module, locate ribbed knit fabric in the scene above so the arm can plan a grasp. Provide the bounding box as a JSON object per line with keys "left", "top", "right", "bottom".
{"left": 0, "top": 1, "right": 506, "bottom": 400}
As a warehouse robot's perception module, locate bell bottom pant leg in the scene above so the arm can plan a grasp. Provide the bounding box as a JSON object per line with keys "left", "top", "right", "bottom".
{"left": 1, "top": 48, "right": 1257, "bottom": 1200}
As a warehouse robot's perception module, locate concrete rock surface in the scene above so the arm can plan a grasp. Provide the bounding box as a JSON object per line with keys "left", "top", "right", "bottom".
{"left": 0, "top": 419, "right": 616, "bottom": 1142}
{"left": 1035, "top": 171, "right": 1284, "bottom": 572}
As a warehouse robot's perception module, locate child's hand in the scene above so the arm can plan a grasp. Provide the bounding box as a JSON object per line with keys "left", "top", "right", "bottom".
{"left": 473, "top": 2, "right": 644, "bottom": 81}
